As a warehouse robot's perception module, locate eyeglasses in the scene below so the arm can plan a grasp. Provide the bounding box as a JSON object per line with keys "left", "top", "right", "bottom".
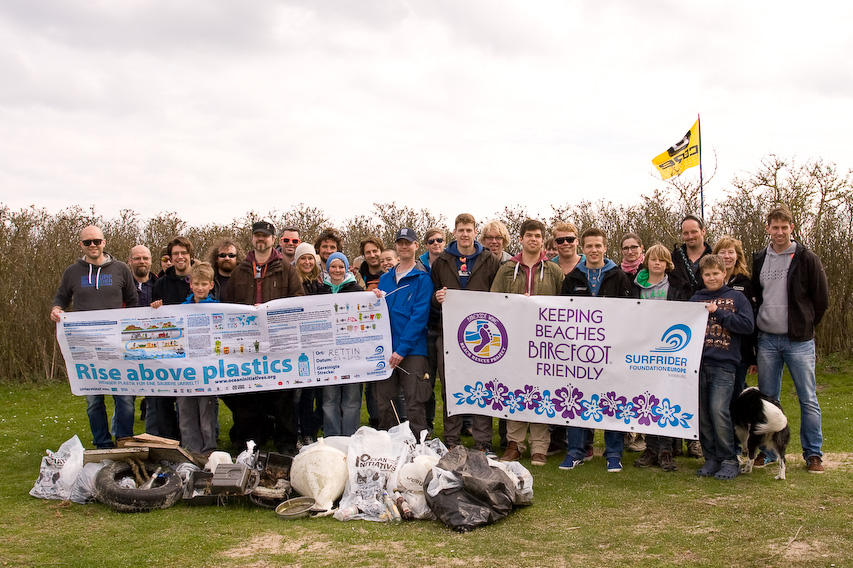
{"left": 483, "top": 236, "right": 502, "bottom": 241}
{"left": 427, "top": 238, "right": 444, "bottom": 245}
{"left": 161, "top": 256, "right": 170, "bottom": 262}
{"left": 280, "top": 238, "right": 300, "bottom": 244}
{"left": 554, "top": 236, "right": 576, "bottom": 245}
{"left": 81, "top": 239, "right": 104, "bottom": 246}
{"left": 621, "top": 245, "right": 641, "bottom": 251}
{"left": 218, "top": 253, "right": 237, "bottom": 258}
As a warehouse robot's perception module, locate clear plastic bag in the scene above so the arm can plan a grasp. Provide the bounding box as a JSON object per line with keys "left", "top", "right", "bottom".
{"left": 30, "top": 435, "right": 85, "bottom": 501}
{"left": 69, "top": 461, "right": 110, "bottom": 504}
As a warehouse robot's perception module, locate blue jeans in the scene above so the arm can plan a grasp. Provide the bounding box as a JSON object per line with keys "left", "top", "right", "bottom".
{"left": 567, "top": 427, "right": 624, "bottom": 460}
{"left": 86, "top": 395, "right": 135, "bottom": 448}
{"left": 698, "top": 364, "right": 737, "bottom": 465}
{"left": 757, "top": 333, "right": 823, "bottom": 459}
{"left": 322, "top": 384, "right": 363, "bottom": 437}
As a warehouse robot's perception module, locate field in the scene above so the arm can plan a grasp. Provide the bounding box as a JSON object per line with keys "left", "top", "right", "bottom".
{"left": 1, "top": 357, "right": 851, "bottom": 568}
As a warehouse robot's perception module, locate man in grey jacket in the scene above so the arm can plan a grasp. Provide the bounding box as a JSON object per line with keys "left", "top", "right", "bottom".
{"left": 51, "top": 225, "right": 138, "bottom": 448}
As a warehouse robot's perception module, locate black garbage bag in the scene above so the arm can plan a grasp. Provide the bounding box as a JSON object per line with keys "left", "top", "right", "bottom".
{"left": 423, "top": 446, "right": 531, "bottom": 532}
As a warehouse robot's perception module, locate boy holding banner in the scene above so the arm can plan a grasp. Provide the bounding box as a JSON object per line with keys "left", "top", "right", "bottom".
{"left": 560, "top": 227, "right": 632, "bottom": 473}
{"left": 690, "top": 254, "right": 754, "bottom": 480}
{"left": 491, "top": 219, "right": 564, "bottom": 466}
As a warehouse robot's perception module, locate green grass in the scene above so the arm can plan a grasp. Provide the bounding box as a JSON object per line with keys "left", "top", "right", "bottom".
{"left": 1, "top": 358, "right": 852, "bottom": 568}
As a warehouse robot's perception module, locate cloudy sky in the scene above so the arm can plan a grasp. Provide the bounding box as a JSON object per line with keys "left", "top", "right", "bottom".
{"left": 1, "top": 1, "right": 850, "bottom": 228}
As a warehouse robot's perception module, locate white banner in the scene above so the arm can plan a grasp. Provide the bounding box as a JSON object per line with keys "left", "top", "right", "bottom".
{"left": 443, "top": 291, "right": 708, "bottom": 438}
{"left": 57, "top": 292, "right": 393, "bottom": 396}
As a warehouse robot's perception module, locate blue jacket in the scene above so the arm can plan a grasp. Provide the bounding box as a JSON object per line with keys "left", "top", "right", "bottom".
{"left": 182, "top": 293, "right": 219, "bottom": 304}
{"left": 690, "top": 285, "right": 755, "bottom": 371}
{"left": 378, "top": 263, "right": 434, "bottom": 358}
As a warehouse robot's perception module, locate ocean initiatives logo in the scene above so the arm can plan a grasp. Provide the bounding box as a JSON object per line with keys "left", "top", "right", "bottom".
{"left": 457, "top": 312, "right": 508, "bottom": 364}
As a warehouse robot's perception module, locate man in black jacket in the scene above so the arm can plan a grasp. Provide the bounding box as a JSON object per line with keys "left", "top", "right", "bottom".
{"left": 753, "top": 205, "right": 828, "bottom": 473}
{"left": 670, "top": 214, "right": 713, "bottom": 295}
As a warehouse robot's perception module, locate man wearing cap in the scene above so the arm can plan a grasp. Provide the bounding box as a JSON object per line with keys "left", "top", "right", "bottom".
{"left": 223, "top": 221, "right": 304, "bottom": 454}
{"left": 374, "top": 228, "right": 434, "bottom": 438}
{"left": 51, "top": 225, "right": 138, "bottom": 448}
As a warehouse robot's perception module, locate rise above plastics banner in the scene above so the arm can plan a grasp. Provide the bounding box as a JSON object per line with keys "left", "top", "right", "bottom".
{"left": 442, "top": 291, "right": 709, "bottom": 438}
{"left": 57, "top": 292, "right": 393, "bottom": 396}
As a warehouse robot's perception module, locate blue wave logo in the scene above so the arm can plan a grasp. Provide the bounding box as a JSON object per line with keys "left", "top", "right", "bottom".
{"left": 651, "top": 324, "right": 691, "bottom": 352}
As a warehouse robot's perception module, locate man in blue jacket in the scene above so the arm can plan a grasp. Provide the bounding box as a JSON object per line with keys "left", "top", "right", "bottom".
{"left": 375, "top": 228, "right": 434, "bottom": 438}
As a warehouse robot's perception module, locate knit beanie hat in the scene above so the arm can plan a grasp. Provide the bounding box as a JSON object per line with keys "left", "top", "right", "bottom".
{"left": 326, "top": 252, "right": 350, "bottom": 272}
{"left": 294, "top": 242, "right": 317, "bottom": 264}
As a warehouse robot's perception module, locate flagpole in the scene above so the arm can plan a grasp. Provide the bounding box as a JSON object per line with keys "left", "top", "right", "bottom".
{"left": 698, "top": 113, "right": 704, "bottom": 219}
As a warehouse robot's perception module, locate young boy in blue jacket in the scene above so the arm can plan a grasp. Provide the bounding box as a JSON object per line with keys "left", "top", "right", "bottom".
{"left": 178, "top": 262, "right": 219, "bottom": 454}
{"left": 690, "top": 255, "right": 755, "bottom": 480}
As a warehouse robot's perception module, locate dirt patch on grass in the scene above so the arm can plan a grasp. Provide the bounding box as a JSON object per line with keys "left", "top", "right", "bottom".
{"left": 220, "top": 531, "right": 334, "bottom": 559}
{"left": 820, "top": 452, "right": 853, "bottom": 471}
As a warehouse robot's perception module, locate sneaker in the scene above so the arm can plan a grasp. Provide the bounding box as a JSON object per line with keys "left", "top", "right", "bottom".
{"left": 753, "top": 451, "right": 768, "bottom": 468}
{"left": 546, "top": 442, "right": 566, "bottom": 456}
{"left": 697, "top": 460, "right": 721, "bottom": 477}
{"left": 687, "top": 440, "right": 703, "bottom": 458}
{"left": 714, "top": 462, "right": 740, "bottom": 480}
{"left": 807, "top": 455, "right": 824, "bottom": 473}
{"left": 559, "top": 455, "right": 583, "bottom": 470}
{"left": 530, "top": 453, "right": 547, "bottom": 466}
{"left": 606, "top": 457, "right": 623, "bottom": 473}
{"left": 475, "top": 443, "right": 498, "bottom": 460}
{"left": 500, "top": 441, "right": 521, "bottom": 462}
{"left": 634, "top": 448, "right": 658, "bottom": 468}
{"left": 584, "top": 446, "right": 595, "bottom": 462}
{"left": 658, "top": 450, "right": 677, "bottom": 472}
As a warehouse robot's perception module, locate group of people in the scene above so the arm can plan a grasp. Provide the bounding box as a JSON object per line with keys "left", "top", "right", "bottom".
{"left": 51, "top": 203, "right": 829, "bottom": 478}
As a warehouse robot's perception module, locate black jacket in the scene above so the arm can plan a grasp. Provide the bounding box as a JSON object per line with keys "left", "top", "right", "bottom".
{"left": 670, "top": 242, "right": 713, "bottom": 294}
{"left": 752, "top": 243, "right": 828, "bottom": 342}
{"left": 562, "top": 264, "right": 631, "bottom": 298}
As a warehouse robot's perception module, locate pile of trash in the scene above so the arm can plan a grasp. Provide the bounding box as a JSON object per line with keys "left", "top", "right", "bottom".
{"left": 30, "top": 422, "right": 533, "bottom": 531}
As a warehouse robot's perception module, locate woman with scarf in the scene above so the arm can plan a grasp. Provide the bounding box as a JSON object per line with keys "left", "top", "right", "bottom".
{"left": 620, "top": 233, "right": 645, "bottom": 279}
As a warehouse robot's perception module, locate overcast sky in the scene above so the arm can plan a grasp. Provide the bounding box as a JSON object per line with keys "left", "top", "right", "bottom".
{"left": 1, "top": 1, "right": 850, "bottom": 228}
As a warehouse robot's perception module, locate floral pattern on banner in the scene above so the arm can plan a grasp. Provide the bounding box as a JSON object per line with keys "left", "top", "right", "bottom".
{"left": 452, "top": 382, "right": 694, "bottom": 428}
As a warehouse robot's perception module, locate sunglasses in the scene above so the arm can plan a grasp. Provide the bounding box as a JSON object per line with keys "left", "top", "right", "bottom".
{"left": 280, "top": 238, "right": 300, "bottom": 244}
{"left": 218, "top": 253, "right": 237, "bottom": 258}
{"left": 81, "top": 239, "right": 104, "bottom": 246}
{"left": 554, "top": 236, "right": 576, "bottom": 244}
{"left": 161, "top": 256, "right": 170, "bottom": 262}
{"left": 427, "top": 238, "right": 444, "bottom": 245}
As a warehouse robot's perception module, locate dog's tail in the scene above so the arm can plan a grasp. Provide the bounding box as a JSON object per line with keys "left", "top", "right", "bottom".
{"left": 754, "top": 400, "right": 788, "bottom": 434}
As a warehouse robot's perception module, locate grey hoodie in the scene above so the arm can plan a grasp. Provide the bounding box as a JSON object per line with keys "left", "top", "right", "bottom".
{"left": 53, "top": 254, "right": 138, "bottom": 312}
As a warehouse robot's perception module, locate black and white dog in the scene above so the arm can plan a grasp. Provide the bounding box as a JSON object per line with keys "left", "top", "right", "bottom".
{"left": 731, "top": 387, "right": 790, "bottom": 480}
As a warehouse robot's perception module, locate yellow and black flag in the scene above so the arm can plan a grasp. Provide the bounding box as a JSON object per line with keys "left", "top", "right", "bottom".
{"left": 652, "top": 120, "right": 700, "bottom": 179}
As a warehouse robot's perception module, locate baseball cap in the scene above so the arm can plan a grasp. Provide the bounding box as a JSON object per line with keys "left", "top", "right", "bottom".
{"left": 252, "top": 221, "right": 276, "bottom": 236}
{"left": 394, "top": 228, "right": 417, "bottom": 242}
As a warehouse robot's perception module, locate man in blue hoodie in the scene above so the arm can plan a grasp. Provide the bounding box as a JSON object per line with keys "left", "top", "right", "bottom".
{"left": 560, "top": 227, "right": 632, "bottom": 473}
{"left": 432, "top": 214, "right": 501, "bottom": 455}
{"left": 375, "top": 228, "right": 434, "bottom": 438}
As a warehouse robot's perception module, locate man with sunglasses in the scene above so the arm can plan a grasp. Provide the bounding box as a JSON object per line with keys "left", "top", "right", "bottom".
{"left": 277, "top": 227, "right": 301, "bottom": 264}
{"left": 419, "top": 228, "right": 446, "bottom": 271}
{"left": 551, "top": 222, "right": 583, "bottom": 276}
{"left": 51, "top": 225, "right": 138, "bottom": 449}
{"left": 207, "top": 237, "right": 243, "bottom": 298}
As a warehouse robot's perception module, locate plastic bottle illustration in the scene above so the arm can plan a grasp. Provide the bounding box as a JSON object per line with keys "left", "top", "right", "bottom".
{"left": 298, "top": 353, "right": 311, "bottom": 377}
